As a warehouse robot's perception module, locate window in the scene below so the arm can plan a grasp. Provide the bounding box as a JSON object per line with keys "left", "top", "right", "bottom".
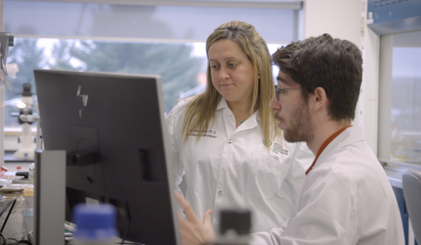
{"left": 3, "top": 0, "right": 302, "bottom": 128}
{"left": 379, "top": 30, "right": 421, "bottom": 170}
{"left": 5, "top": 38, "right": 207, "bottom": 126}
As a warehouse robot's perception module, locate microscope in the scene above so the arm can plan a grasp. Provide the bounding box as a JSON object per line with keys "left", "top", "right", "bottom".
{"left": 13, "top": 83, "right": 40, "bottom": 160}
{"left": 1, "top": 32, "right": 39, "bottom": 160}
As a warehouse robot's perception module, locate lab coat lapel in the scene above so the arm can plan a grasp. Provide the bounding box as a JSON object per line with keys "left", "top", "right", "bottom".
{"left": 235, "top": 112, "right": 258, "bottom": 133}
{"left": 217, "top": 99, "right": 236, "bottom": 137}
{"left": 217, "top": 98, "right": 258, "bottom": 137}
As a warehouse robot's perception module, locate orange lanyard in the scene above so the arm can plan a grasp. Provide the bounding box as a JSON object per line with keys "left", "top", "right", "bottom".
{"left": 305, "top": 126, "right": 352, "bottom": 175}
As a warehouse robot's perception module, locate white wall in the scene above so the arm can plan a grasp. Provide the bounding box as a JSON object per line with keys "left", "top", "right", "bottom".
{"left": 302, "top": 0, "right": 380, "bottom": 154}
{"left": 303, "top": 0, "right": 360, "bottom": 44}
{"left": 361, "top": 27, "right": 380, "bottom": 155}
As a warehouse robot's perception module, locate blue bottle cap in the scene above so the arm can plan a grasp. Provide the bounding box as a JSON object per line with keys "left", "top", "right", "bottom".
{"left": 73, "top": 204, "right": 118, "bottom": 240}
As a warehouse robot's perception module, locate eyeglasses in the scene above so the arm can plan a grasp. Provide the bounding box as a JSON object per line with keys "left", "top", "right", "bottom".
{"left": 275, "top": 85, "right": 312, "bottom": 101}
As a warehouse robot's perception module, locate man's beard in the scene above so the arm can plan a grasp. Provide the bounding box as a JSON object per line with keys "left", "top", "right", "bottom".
{"left": 276, "top": 104, "right": 313, "bottom": 143}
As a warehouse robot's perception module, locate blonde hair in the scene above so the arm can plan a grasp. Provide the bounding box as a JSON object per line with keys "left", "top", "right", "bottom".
{"left": 182, "top": 20, "right": 279, "bottom": 149}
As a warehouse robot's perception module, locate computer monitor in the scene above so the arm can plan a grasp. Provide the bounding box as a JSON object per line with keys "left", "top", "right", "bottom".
{"left": 34, "top": 69, "right": 181, "bottom": 245}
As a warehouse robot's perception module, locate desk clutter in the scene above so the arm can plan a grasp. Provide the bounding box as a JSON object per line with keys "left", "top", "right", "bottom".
{"left": 0, "top": 168, "right": 34, "bottom": 244}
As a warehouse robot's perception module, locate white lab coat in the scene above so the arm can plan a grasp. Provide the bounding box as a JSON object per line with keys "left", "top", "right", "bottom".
{"left": 251, "top": 126, "right": 405, "bottom": 245}
{"left": 166, "top": 98, "right": 314, "bottom": 232}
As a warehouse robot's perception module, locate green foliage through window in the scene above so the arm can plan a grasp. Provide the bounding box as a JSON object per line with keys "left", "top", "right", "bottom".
{"left": 5, "top": 38, "right": 206, "bottom": 126}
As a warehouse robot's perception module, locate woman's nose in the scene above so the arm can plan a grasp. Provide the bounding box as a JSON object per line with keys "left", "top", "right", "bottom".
{"left": 218, "top": 66, "right": 229, "bottom": 80}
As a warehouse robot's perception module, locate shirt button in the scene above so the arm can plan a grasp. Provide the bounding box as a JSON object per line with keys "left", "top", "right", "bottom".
{"left": 218, "top": 190, "right": 223, "bottom": 195}
{"left": 228, "top": 139, "right": 233, "bottom": 144}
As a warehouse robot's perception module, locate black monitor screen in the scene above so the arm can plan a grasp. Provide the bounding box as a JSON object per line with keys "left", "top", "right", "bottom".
{"left": 34, "top": 69, "right": 181, "bottom": 245}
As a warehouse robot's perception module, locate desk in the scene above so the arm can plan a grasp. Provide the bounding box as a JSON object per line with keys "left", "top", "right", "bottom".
{"left": 385, "top": 167, "right": 403, "bottom": 188}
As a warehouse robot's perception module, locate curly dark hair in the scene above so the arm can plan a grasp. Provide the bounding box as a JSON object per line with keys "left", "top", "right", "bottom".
{"left": 272, "top": 33, "right": 363, "bottom": 120}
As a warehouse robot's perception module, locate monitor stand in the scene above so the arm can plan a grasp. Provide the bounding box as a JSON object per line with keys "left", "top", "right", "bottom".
{"left": 34, "top": 150, "right": 66, "bottom": 245}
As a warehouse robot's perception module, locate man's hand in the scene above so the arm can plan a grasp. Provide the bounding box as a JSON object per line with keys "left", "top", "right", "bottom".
{"left": 175, "top": 192, "right": 216, "bottom": 245}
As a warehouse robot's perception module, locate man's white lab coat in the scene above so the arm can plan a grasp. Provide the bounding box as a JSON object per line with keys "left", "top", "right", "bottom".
{"left": 251, "top": 126, "right": 405, "bottom": 245}
{"left": 166, "top": 98, "right": 314, "bottom": 232}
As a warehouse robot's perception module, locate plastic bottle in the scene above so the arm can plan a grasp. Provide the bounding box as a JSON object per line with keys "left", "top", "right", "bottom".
{"left": 72, "top": 204, "right": 119, "bottom": 245}
{"left": 9, "top": 184, "right": 34, "bottom": 236}
{"left": 213, "top": 209, "right": 251, "bottom": 245}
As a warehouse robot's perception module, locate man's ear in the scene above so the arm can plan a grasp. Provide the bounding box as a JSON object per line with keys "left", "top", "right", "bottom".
{"left": 311, "top": 87, "right": 328, "bottom": 110}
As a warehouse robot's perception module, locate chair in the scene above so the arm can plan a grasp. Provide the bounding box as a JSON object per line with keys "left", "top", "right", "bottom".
{"left": 402, "top": 169, "right": 421, "bottom": 244}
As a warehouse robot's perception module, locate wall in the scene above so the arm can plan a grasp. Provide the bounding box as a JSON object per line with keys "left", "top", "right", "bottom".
{"left": 302, "top": 0, "right": 380, "bottom": 154}
{"left": 303, "top": 0, "right": 360, "bottom": 44}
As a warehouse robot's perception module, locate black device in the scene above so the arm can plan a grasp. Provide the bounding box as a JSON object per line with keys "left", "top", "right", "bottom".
{"left": 213, "top": 209, "right": 251, "bottom": 245}
{"left": 34, "top": 69, "right": 181, "bottom": 244}
{"left": 15, "top": 171, "right": 29, "bottom": 178}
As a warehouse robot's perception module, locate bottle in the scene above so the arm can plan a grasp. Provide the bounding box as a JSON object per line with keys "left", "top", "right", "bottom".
{"left": 0, "top": 187, "right": 26, "bottom": 241}
{"left": 72, "top": 204, "right": 119, "bottom": 245}
{"left": 12, "top": 184, "right": 34, "bottom": 236}
{"left": 1, "top": 166, "right": 8, "bottom": 178}
{"left": 213, "top": 209, "right": 251, "bottom": 245}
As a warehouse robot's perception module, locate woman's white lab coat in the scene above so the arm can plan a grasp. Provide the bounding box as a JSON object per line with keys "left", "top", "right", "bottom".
{"left": 251, "top": 126, "right": 405, "bottom": 244}
{"left": 166, "top": 98, "right": 314, "bottom": 232}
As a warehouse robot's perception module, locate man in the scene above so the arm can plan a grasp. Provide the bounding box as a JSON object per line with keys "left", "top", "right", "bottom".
{"left": 176, "top": 33, "right": 405, "bottom": 245}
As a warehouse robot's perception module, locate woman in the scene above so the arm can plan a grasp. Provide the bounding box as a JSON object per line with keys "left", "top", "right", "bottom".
{"left": 166, "top": 20, "right": 313, "bottom": 232}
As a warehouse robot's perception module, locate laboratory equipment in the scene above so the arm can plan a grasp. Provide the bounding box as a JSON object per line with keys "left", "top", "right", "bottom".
{"left": 13, "top": 83, "right": 39, "bottom": 160}
{"left": 367, "top": 0, "right": 421, "bottom": 35}
{"left": 34, "top": 69, "right": 181, "bottom": 245}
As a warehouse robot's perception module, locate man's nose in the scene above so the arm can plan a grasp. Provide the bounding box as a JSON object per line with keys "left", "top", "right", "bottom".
{"left": 269, "top": 94, "right": 281, "bottom": 111}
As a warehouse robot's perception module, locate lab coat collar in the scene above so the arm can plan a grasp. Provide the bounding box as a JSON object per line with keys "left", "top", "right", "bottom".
{"left": 216, "top": 98, "right": 259, "bottom": 119}
{"left": 311, "top": 126, "right": 365, "bottom": 170}
{"left": 217, "top": 98, "right": 259, "bottom": 131}
{"left": 240, "top": 112, "right": 258, "bottom": 130}
{"left": 216, "top": 97, "right": 229, "bottom": 110}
